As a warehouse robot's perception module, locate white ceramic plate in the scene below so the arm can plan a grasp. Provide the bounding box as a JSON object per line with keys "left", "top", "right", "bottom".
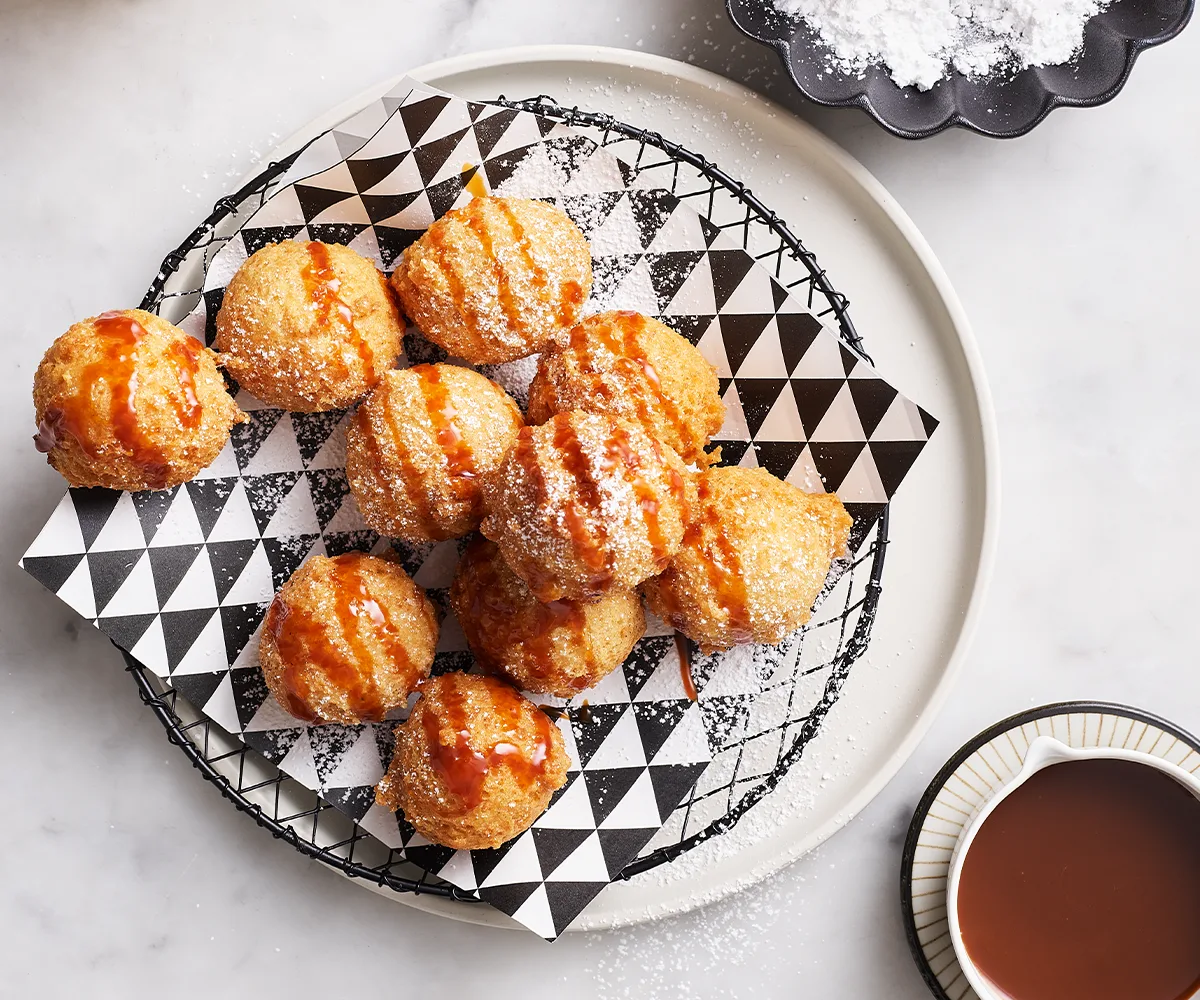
{"left": 256, "top": 45, "right": 998, "bottom": 932}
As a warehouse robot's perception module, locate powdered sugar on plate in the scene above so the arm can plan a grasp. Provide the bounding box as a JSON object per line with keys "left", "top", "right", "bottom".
{"left": 771, "top": 0, "right": 1110, "bottom": 90}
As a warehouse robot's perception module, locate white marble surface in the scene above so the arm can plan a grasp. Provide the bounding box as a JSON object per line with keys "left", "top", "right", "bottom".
{"left": 2, "top": 1, "right": 1198, "bottom": 996}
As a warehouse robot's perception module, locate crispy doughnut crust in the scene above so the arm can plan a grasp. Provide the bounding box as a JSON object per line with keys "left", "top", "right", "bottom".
{"left": 391, "top": 196, "right": 591, "bottom": 365}
{"left": 375, "top": 672, "right": 569, "bottom": 849}
{"left": 215, "top": 240, "right": 403, "bottom": 411}
{"left": 642, "top": 466, "right": 852, "bottom": 652}
{"left": 32, "top": 308, "right": 243, "bottom": 491}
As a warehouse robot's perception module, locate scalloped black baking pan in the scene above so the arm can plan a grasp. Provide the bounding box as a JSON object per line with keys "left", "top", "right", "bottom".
{"left": 727, "top": 0, "right": 1194, "bottom": 139}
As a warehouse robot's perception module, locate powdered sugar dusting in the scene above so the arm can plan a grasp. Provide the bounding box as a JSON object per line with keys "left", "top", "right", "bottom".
{"left": 771, "top": 0, "right": 1110, "bottom": 90}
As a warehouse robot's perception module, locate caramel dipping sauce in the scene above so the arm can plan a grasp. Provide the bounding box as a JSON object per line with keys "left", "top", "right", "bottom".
{"left": 957, "top": 759, "right": 1200, "bottom": 1000}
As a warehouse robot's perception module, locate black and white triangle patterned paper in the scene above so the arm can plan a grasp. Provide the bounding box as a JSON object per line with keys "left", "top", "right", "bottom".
{"left": 22, "top": 79, "right": 935, "bottom": 939}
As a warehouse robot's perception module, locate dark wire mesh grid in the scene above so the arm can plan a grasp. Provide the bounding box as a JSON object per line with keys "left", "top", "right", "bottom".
{"left": 127, "top": 95, "right": 888, "bottom": 901}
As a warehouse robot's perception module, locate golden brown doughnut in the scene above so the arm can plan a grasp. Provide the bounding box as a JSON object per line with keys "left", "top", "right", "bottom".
{"left": 215, "top": 240, "right": 403, "bottom": 411}
{"left": 390, "top": 196, "right": 591, "bottom": 365}
{"left": 642, "top": 466, "right": 852, "bottom": 652}
{"left": 375, "top": 672, "right": 570, "bottom": 849}
{"left": 481, "top": 409, "right": 692, "bottom": 602}
{"left": 32, "top": 309, "right": 243, "bottom": 491}
{"left": 450, "top": 537, "right": 645, "bottom": 697}
{"left": 345, "top": 364, "right": 524, "bottom": 543}
{"left": 260, "top": 552, "right": 438, "bottom": 725}
{"left": 528, "top": 311, "right": 724, "bottom": 465}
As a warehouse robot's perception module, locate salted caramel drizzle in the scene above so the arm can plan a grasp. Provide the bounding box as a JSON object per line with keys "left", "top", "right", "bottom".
{"left": 676, "top": 632, "right": 698, "bottom": 701}
{"left": 410, "top": 365, "right": 477, "bottom": 494}
{"left": 301, "top": 242, "right": 375, "bottom": 382}
{"left": 166, "top": 337, "right": 204, "bottom": 429}
{"left": 358, "top": 400, "right": 433, "bottom": 532}
{"left": 462, "top": 162, "right": 488, "bottom": 199}
{"left": 494, "top": 199, "right": 581, "bottom": 327}
{"left": 509, "top": 425, "right": 559, "bottom": 599}
{"left": 688, "top": 477, "right": 753, "bottom": 642}
{"left": 425, "top": 222, "right": 489, "bottom": 358}
{"left": 463, "top": 203, "right": 525, "bottom": 334}
{"left": 53, "top": 311, "right": 204, "bottom": 488}
{"left": 552, "top": 417, "right": 614, "bottom": 590}
{"left": 572, "top": 312, "right": 689, "bottom": 452}
{"left": 423, "top": 676, "right": 554, "bottom": 812}
{"left": 602, "top": 421, "right": 672, "bottom": 570}
{"left": 267, "top": 554, "right": 410, "bottom": 723}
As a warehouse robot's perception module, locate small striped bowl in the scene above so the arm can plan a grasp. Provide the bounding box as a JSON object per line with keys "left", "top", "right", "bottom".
{"left": 900, "top": 702, "right": 1200, "bottom": 1000}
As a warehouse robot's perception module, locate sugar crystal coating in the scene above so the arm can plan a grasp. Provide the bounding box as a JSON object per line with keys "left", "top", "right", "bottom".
{"left": 481, "top": 409, "right": 694, "bottom": 602}
{"left": 391, "top": 196, "right": 592, "bottom": 365}
{"left": 642, "top": 466, "right": 852, "bottom": 652}
{"left": 32, "top": 308, "right": 244, "bottom": 491}
{"left": 216, "top": 240, "right": 404, "bottom": 412}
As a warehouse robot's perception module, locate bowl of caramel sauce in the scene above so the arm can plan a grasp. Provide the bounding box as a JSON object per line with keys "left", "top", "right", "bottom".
{"left": 946, "top": 736, "right": 1200, "bottom": 1000}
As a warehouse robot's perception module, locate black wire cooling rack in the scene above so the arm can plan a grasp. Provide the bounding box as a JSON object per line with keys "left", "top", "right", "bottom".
{"left": 128, "top": 95, "right": 888, "bottom": 901}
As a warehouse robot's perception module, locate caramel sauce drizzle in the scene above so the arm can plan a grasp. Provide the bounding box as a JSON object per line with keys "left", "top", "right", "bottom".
{"left": 543, "top": 599, "right": 595, "bottom": 690}
{"left": 423, "top": 675, "right": 554, "bottom": 812}
{"left": 425, "top": 223, "right": 490, "bottom": 358}
{"left": 675, "top": 632, "right": 698, "bottom": 702}
{"left": 552, "top": 416, "right": 614, "bottom": 591}
{"left": 510, "top": 425, "right": 558, "bottom": 598}
{"left": 166, "top": 337, "right": 203, "bottom": 429}
{"left": 512, "top": 425, "right": 548, "bottom": 497}
{"left": 494, "top": 199, "right": 582, "bottom": 327}
{"left": 571, "top": 312, "right": 688, "bottom": 452}
{"left": 410, "top": 364, "right": 478, "bottom": 492}
{"left": 526, "top": 601, "right": 590, "bottom": 684}
{"left": 300, "top": 242, "right": 375, "bottom": 382}
{"left": 357, "top": 400, "right": 434, "bottom": 532}
{"left": 462, "top": 162, "right": 489, "bottom": 199}
{"left": 558, "top": 280, "right": 585, "bottom": 328}
{"left": 266, "top": 553, "right": 412, "bottom": 723}
{"left": 601, "top": 421, "right": 672, "bottom": 571}
{"left": 687, "top": 476, "right": 753, "bottom": 643}
{"left": 53, "top": 311, "right": 204, "bottom": 489}
{"left": 463, "top": 203, "right": 525, "bottom": 334}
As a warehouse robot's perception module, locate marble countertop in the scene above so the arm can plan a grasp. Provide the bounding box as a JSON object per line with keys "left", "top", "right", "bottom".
{"left": 3, "top": 1, "right": 1198, "bottom": 996}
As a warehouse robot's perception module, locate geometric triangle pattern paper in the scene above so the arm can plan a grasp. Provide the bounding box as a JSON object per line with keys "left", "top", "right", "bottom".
{"left": 368, "top": 617, "right": 707, "bottom": 939}
{"left": 20, "top": 78, "right": 934, "bottom": 940}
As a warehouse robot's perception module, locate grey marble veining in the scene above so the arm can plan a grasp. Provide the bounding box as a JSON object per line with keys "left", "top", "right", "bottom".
{"left": 2, "top": 1, "right": 1198, "bottom": 996}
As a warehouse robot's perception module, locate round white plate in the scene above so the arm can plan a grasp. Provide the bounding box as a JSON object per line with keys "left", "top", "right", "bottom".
{"left": 260, "top": 45, "right": 998, "bottom": 932}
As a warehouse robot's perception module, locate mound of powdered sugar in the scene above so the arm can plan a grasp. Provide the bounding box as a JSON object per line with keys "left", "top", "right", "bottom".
{"left": 771, "top": 0, "right": 1110, "bottom": 90}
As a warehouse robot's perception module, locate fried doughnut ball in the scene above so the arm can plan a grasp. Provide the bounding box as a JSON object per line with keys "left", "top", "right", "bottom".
{"left": 32, "top": 309, "right": 243, "bottom": 491}
{"left": 451, "top": 538, "right": 646, "bottom": 697}
{"left": 391, "top": 196, "right": 591, "bottom": 365}
{"left": 346, "top": 364, "right": 524, "bottom": 543}
{"left": 375, "top": 672, "right": 570, "bottom": 849}
{"left": 482, "top": 410, "right": 692, "bottom": 602}
{"left": 528, "top": 311, "right": 724, "bottom": 465}
{"left": 215, "top": 240, "right": 403, "bottom": 411}
{"left": 260, "top": 553, "right": 438, "bottom": 726}
{"left": 642, "top": 466, "right": 852, "bottom": 652}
